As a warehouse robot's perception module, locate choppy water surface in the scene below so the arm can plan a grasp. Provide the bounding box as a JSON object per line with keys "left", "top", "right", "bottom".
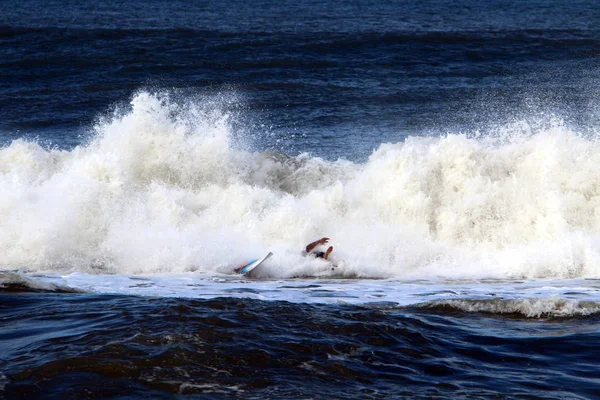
{"left": 2, "top": 291, "right": 600, "bottom": 399}
{"left": 2, "top": 274, "right": 600, "bottom": 398}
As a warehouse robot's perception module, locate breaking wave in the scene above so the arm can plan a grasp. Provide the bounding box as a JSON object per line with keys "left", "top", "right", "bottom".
{"left": 0, "top": 272, "right": 79, "bottom": 293}
{"left": 2, "top": 91, "right": 600, "bottom": 279}
{"left": 421, "top": 297, "right": 600, "bottom": 318}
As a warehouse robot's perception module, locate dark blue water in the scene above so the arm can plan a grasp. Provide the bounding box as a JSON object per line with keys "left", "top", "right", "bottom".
{"left": 2, "top": 292, "right": 600, "bottom": 399}
{"left": 3, "top": 0, "right": 600, "bottom": 398}
{"left": 2, "top": 0, "right": 600, "bottom": 159}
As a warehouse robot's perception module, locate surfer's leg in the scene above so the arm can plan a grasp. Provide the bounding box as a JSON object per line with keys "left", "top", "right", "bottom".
{"left": 324, "top": 246, "right": 333, "bottom": 260}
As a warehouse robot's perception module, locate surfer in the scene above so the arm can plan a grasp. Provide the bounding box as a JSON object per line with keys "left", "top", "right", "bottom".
{"left": 304, "top": 237, "right": 333, "bottom": 260}
{"left": 233, "top": 238, "right": 333, "bottom": 275}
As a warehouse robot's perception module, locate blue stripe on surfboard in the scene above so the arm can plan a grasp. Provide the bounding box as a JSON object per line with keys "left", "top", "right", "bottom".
{"left": 240, "top": 259, "right": 259, "bottom": 274}
{"left": 240, "top": 252, "right": 273, "bottom": 275}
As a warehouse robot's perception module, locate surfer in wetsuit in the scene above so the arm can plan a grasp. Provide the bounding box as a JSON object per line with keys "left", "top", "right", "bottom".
{"left": 234, "top": 237, "right": 333, "bottom": 275}
{"left": 304, "top": 237, "right": 333, "bottom": 260}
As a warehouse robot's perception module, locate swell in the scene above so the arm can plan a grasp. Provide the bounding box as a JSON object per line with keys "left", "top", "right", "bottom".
{"left": 2, "top": 26, "right": 597, "bottom": 56}
{"left": 418, "top": 298, "right": 600, "bottom": 319}
{"left": 2, "top": 295, "right": 599, "bottom": 399}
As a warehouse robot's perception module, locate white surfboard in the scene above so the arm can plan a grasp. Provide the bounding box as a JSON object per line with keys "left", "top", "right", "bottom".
{"left": 238, "top": 252, "right": 273, "bottom": 276}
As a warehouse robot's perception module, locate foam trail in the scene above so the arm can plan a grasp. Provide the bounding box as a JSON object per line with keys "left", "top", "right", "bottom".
{"left": 2, "top": 91, "right": 600, "bottom": 279}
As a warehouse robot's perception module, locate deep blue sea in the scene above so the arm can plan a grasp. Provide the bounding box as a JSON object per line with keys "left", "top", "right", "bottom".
{"left": 2, "top": 0, "right": 600, "bottom": 398}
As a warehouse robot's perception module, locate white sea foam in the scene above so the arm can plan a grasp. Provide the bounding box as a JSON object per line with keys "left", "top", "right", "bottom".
{"left": 6, "top": 271, "right": 600, "bottom": 318}
{"left": 0, "top": 271, "right": 79, "bottom": 293}
{"left": 2, "top": 91, "right": 600, "bottom": 280}
{"left": 424, "top": 297, "right": 600, "bottom": 318}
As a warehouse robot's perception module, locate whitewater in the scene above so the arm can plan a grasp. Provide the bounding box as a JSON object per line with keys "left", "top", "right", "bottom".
{"left": 3, "top": 91, "right": 600, "bottom": 317}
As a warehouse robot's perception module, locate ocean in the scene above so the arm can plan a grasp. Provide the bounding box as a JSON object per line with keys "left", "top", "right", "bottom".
{"left": 2, "top": 0, "right": 600, "bottom": 398}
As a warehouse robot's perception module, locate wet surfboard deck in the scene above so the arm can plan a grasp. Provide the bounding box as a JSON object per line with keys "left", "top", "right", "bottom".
{"left": 239, "top": 252, "right": 273, "bottom": 276}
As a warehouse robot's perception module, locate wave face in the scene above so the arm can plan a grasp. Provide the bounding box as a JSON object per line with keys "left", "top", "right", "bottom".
{"left": 2, "top": 91, "right": 600, "bottom": 279}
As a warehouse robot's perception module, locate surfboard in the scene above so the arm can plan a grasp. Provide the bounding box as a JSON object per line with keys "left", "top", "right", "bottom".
{"left": 238, "top": 252, "right": 273, "bottom": 276}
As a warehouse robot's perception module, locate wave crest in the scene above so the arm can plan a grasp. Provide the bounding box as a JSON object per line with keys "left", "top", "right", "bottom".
{"left": 421, "top": 297, "right": 600, "bottom": 318}
{"left": 2, "top": 91, "right": 600, "bottom": 279}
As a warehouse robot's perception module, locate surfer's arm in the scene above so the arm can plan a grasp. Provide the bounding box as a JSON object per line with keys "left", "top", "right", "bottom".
{"left": 305, "top": 237, "right": 329, "bottom": 253}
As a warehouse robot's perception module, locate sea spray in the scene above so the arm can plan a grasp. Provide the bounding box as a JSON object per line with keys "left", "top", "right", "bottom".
{"left": 2, "top": 92, "right": 600, "bottom": 279}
